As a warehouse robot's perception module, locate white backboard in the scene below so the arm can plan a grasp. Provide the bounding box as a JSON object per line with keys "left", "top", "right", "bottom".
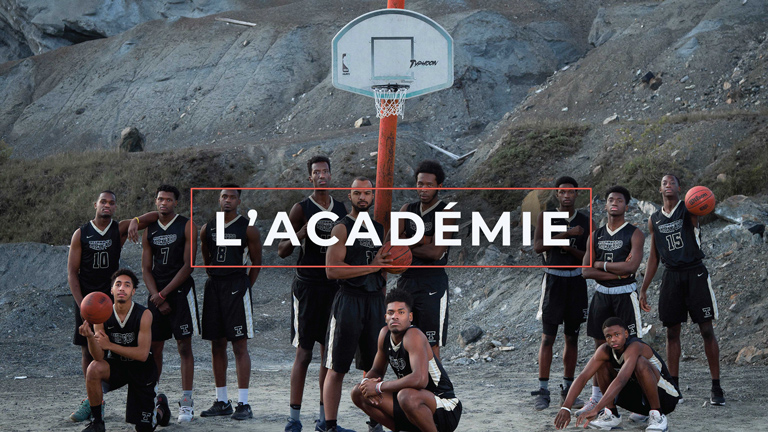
{"left": 332, "top": 9, "right": 454, "bottom": 99}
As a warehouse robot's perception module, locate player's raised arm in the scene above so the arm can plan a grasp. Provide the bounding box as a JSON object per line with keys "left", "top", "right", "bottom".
{"left": 68, "top": 228, "right": 84, "bottom": 307}
{"left": 122, "top": 211, "right": 160, "bottom": 244}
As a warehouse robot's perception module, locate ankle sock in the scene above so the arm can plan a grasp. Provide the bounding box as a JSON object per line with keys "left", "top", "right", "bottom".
{"left": 538, "top": 377, "right": 549, "bottom": 390}
{"left": 289, "top": 404, "right": 301, "bottom": 421}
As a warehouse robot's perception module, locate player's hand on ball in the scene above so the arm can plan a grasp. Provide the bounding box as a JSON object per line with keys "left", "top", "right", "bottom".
{"left": 371, "top": 249, "right": 393, "bottom": 269}
{"left": 93, "top": 329, "right": 110, "bottom": 349}
{"left": 79, "top": 321, "right": 94, "bottom": 338}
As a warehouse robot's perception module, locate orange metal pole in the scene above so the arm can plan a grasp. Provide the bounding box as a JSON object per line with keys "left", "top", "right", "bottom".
{"left": 374, "top": 0, "right": 404, "bottom": 234}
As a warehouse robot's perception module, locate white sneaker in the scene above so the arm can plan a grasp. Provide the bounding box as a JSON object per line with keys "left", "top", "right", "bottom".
{"left": 575, "top": 396, "right": 600, "bottom": 417}
{"left": 645, "top": 410, "right": 668, "bottom": 432}
{"left": 629, "top": 412, "right": 649, "bottom": 423}
{"left": 588, "top": 409, "right": 621, "bottom": 430}
{"left": 178, "top": 397, "right": 194, "bottom": 423}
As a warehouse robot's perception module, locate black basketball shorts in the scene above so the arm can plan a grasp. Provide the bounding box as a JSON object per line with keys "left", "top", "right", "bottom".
{"left": 291, "top": 277, "right": 339, "bottom": 350}
{"left": 397, "top": 273, "right": 449, "bottom": 347}
{"left": 658, "top": 265, "right": 718, "bottom": 327}
{"left": 537, "top": 272, "right": 588, "bottom": 336}
{"left": 586, "top": 289, "right": 643, "bottom": 339}
{"left": 201, "top": 274, "right": 253, "bottom": 341}
{"left": 324, "top": 290, "right": 385, "bottom": 374}
{"left": 148, "top": 277, "right": 200, "bottom": 341}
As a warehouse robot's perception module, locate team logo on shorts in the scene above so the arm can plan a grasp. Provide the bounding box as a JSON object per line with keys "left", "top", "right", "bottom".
{"left": 425, "top": 331, "right": 437, "bottom": 343}
{"left": 180, "top": 324, "right": 190, "bottom": 336}
{"left": 234, "top": 325, "right": 244, "bottom": 337}
{"left": 627, "top": 324, "right": 636, "bottom": 335}
{"left": 582, "top": 309, "right": 589, "bottom": 320}
{"left": 141, "top": 412, "right": 152, "bottom": 423}
{"left": 703, "top": 307, "right": 712, "bottom": 318}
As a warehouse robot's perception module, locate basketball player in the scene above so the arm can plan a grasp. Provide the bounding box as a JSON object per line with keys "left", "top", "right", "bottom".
{"left": 322, "top": 177, "right": 393, "bottom": 432}
{"left": 78, "top": 269, "right": 170, "bottom": 432}
{"left": 531, "top": 176, "right": 590, "bottom": 410}
{"left": 141, "top": 185, "right": 200, "bottom": 422}
{"left": 395, "top": 160, "right": 453, "bottom": 361}
{"left": 278, "top": 156, "right": 348, "bottom": 432}
{"left": 199, "top": 185, "right": 262, "bottom": 420}
{"left": 68, "top": 191, "right": 159, "bottom": 422}
{"left": 577, "top": 186, "right": 645, "bottom": 417}
{"left": 639, "top": 175, "right": 724, "bottom": 405}
{"left": 555, "top": 317, "right": 680, "bottom": 431}
{"left": 351, "top": 287, "right": 462, "bottom": 432}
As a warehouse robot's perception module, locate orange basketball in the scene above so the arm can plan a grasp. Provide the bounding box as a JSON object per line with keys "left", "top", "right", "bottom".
{"left": 380, "top": 241, "right": 412, "bottom": 274}
{"left": 81, "top": 292, "right": 113, "bottom": 324}
{"left": 685, "top": 186, "right": 716, "bottom": 216}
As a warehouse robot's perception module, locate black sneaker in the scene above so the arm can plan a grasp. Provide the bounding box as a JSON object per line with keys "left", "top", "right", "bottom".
{"left": 200, "top": 400, "right": 233, "bottom": 417}
{"left": 531, "top": 388, "right": 550, "bottom": 410}
{"left": 231, "top": 402, "right": 253, "bottom": 420}
{"left": 82, "top": 420, "right": 105, "bottom": 432}
{"left": 155, "top": 393, "right": 171, "bottom": 426}
{"left": 560, "top": 384, "right": 585, "bottom": 409}
{"left": 710, "top": 387, "right": 726, "bottom": 406}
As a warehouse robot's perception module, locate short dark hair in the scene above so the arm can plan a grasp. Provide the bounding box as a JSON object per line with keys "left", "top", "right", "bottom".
{"left": 156, "top": 184, "right": 180, "bottom": 200}
{"left": 554, "top": 176, "right": 578, "bottom": 188}
{"left": 221, "top": 183, "right": 241, "bottom": 197}
{"left": 352, "top": 176, "right": 374, "bottom": 187}
{"left": 111, "top": 268, "right": 139, "bottom": 289}
{"left": 385, "top": 287, "right": 414, "bottom": 312}
{"left": 307, "top": 155, "right": 331, "bottom": 175}
{"left": 415, "top": 160, "right": 446, "bottom": 185}
{"left": 605, "top": 185, "right": 631, "bottom": 203}
{"left": 602, "top": 317, "right": 628, "bottom": 331}
{"left": 663, "top": 174, "right": 681, "bottom": 187}
{"left": 99, "top": 190, "right": 116, "bottom": 200}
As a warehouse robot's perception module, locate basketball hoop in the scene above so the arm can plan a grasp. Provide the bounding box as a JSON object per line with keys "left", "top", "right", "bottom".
{"left": 372, "top": 84, "right": 409, "bottom": 118}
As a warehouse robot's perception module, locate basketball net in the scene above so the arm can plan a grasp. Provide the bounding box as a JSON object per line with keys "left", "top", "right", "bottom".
{"left": 372, "top": 84, "right": 409, "bottom": 118}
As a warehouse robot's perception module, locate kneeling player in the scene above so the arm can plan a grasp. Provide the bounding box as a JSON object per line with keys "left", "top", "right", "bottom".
{"left": 79, "top": 269, "right": 169, "bottom": 432}
{"left": 555, "top": 317, "right": 680, "bottom": 432}
{"left": 351, "top": 288, "right": 462, "bottom": 432}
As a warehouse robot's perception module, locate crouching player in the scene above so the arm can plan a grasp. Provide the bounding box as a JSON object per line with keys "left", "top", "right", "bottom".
{"left": 351, "top": 288, "right": 462, "bottom": 432}
{"left": 555, "top": 317, "right": 680, "bottom": 432}
{"left": 78, "top": 269, "right": 170, "bottom": 432}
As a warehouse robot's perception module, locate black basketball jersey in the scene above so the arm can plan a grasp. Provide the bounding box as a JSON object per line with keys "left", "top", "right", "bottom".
{"left": 79, "top": 220, "right": 122, "bottom": 294}
{"left": 296, "top": 196, "right": 348, "bottom": 280}
{"left": 104, "top": 302, "right": 154, "bottom": 368}
{"left": 337, "top": 215, "right": 385, "bottom": 294}
{"left": 205, "top": 214, "right": 249, "bottom": 277}
{"left": 609, "top": 336, "right": 680, "bottom": 398}
{"left": 386, "top": 327, "right": 456, "bottom": 399}
{"left": 593, "top": 222, "right": 637, "bottom": 287}
{"left": 147, "top": 214, "right": 189, "bottom": 283}
{"left": 542, "top": 210, "right": 591, "bottom": 268}
{"left": 650, "top": 201, "right": 705, "bottom": 270}
{"left": 401, "top": 201, "right": 449, "bottom": 278}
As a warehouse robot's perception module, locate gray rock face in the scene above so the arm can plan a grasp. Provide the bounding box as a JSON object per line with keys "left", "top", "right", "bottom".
{"left": 0, "top": 0, "right": 256, "bottom": 62}
{"left": 118, "top": 126, "right": 144, "bottom": 152}
{"left": 715, "top": 195, "right": 768, "bottom": 224}
{"left": 587, "top": 4, "right": 658, "bottom": 47}
{"left": 459, "top": 325, "right": 483, "bottom": 347}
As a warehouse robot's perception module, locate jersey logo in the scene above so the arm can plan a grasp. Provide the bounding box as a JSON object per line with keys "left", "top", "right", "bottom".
{"left": 597, "top": 239, "right": 623, "bottom": 251}
{"left": 152, "top": 234, "right": 177, "bottom": 246}
{"left": 657, "top": 219, "right": 683, "bottom": 234}
{"left": 429, "top": 291, "right": 438, "bottom": 296}
{"left": 112, "top": 332, "right": 136, "bottom": 345}
{"left": 697, "top": 272, "right": 705, "bottom": 277}
{"left": 86, "top": 235, "right": 94, "bottom": 239}
{"left": 88, "top": 239, "right": 113, "bottom": 251}
{"left": 389, "top": 357, "right": 407, "bottom": 371}
{"left": 358, "top": 238, "right": 375, "bottom": 248}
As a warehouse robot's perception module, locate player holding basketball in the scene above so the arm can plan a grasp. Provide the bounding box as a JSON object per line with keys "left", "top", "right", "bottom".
{"left": 141, "top": 185, "right": 200, "bottom": 422}
{"left": 78, "top": 269, "right": 170, "bottom": 432}
{"left": 555, "top": 317, "right": 680, "bottom": 432}
{"left": 531, "top": 176, "right": 590, "bottom": 410}
{"left": 278, "top": 156, "right": 348, "bottom": 432}
{"left": 577, "top": 186, "right": 645, "bottom": 425}
{"left": 199, "top": 185, "right": 262, "bottom": 420}
{"left": 68, "top": 191, "right": 159, "bottom": 422}
{"left": 322, "top": 177, "right": 392, "bottom": 432}
{"left": 639, "top": 174, "right": 724, "bottom": 405}
{"left": 395, "top": 160, "right": 453, "bottom": 361}
{"left": 351, "top": 287, "right": 462, "bottom": 432}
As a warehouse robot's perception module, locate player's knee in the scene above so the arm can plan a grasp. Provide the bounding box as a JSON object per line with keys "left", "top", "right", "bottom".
{"left": 699, "top": 323, "right": 716, "bottom": 341}
{"left": 86, "top": 360, "right": 108, "bottom": 381}
{"left": 176, "top": 339, "right": 193, "bottom": 358}
{"left": 295, "top": 347, "right": 312, "bottom": 366}
{"left": 541, "top": 334, "right": 556, "bottom": 347}
{"left": 134, "top": 423, "right": 154, "bottom": 432}
{"left": 564, "top": 334, "right": 578, "bottom": 347}
{"left": 397, "top": 388, "right": 422, "bottom": 412}
{"left": 350, "top": 385, "right": 365, "bottom": 407}
{"left": 231, "top": 340, "right": 249, "bottom": 357}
